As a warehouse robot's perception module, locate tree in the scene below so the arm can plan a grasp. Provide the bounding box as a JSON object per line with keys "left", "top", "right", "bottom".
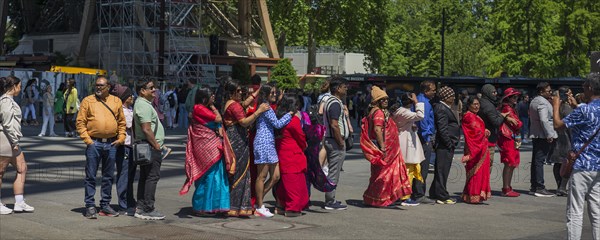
{"left": 487, "top": 0, "right": 564, "bottom": 77}
{"left": 268, "top": 0, "right": 389, "bottom": 73}
{"left": 271, "top": 58, "right": 299, "bottom": 90}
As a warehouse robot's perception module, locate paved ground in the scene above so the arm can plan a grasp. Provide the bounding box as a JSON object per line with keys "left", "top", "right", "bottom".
{"left": 0, "top": 123, "right": 593, "bottom": 239}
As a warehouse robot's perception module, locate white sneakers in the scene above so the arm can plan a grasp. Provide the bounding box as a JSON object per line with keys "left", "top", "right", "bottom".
{"left": 254, "top": 205, "right": 274, "bottom": 218}
{"left": 0, "top": 202, "right": 35, "bottom": 215}
{"left": 1, "top": 204, "right": 13, "bottom": 215}
{"left": 14, "top": 202, "right": 35, "bottom": 212}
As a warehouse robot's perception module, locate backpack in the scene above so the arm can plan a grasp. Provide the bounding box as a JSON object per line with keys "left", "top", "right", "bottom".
{"left": 166, "top": 92, "right": 176, "bottom": 108}
{"left": 307, "top": 104, "right": 322, "bottom": 125}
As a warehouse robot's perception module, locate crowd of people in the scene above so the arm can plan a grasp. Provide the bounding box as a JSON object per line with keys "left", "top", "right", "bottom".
{"left": 1, "top": 72, "right": 600, "bottom": 238}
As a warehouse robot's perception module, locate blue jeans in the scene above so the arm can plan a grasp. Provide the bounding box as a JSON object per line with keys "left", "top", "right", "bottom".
{"left": 84, "top": 141, "right": 117, "bottom": 208}
{"left": 178, "top": 105, "right": 188, "bottom": 129}
{"left": 116, "top": 145, "right": 136, "bottom": 209}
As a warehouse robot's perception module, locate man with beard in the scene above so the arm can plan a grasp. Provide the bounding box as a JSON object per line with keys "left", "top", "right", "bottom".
{"left": 477, "top": 84, "right": 518, "bottom": 172}
{"left": 76, "top": 76, "right": 126, "bottom": 218}
{"left": 528, "top": 82, "right": 557, "bottom": 197}
{"left": 322, "top": 77, "right": 350, "bottom": 210}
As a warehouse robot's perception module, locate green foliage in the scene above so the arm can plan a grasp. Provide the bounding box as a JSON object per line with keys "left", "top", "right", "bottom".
{"left": 303, "top": 77, "right": 326, "bottom": 95}
{"left": 266, "top": 0, "right": 599, "bottom": 78}
{"left": 270, "top": 58, "right": 299, "bottom": 90}
{"left": 231, "top": 60, "right": 251, "bottom": 85}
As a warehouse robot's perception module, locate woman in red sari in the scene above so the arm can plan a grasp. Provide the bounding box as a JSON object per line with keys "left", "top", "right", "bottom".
{"left": 275, "top": 94, "right": 309, "bottom": 217}
{"left": 497, "top": 88, "right": 523, "bottom": 197}
{"left": 180, "top": 87, "right": 235, "bottom": 215}
{"left": 360, "top": 86, "right": 412, "bottom": 207}
{"left": 461, "top": 97, "right": 492, "bottom": 204}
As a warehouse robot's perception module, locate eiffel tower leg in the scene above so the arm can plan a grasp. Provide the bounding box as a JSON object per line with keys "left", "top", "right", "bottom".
{"left": 256, "top": 0, "right": 279, "bottom": 58}
{"left": 76, "top": 0, "right": 96, "bottom": 66}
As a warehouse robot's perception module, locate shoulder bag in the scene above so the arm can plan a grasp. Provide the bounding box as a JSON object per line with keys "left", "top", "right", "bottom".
{"left": 98, "top": 96, "right": 152, "bottom": 166}
{"left": 560, "top": 126, "right": 600, "bottom": 177}
{"left": 130, "top": 105, "right": 156, "bottom": 166}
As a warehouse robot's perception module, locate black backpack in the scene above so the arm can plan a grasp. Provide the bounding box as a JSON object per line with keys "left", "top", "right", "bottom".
{"left": 307, "top": 104, "right": 322, "bottom": 125}
{"left": 167, "top": 92, "right": 176, "bottom": 107}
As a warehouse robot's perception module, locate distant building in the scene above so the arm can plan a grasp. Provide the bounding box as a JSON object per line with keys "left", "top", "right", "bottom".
{"left": 283, "top": 46, "right": 369, "bottom": 75}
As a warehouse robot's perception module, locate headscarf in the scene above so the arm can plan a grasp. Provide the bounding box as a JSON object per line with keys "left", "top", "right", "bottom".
{"left": 481, "top": 84, "right": 497, "bottom": 103}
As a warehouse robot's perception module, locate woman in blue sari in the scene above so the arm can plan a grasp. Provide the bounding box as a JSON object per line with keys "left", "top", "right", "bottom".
{"left": 180, "top": 87, "right": 234, "bottom": 216}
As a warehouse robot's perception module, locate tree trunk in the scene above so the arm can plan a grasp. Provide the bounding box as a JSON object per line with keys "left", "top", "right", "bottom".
{"left": 277, "top": 32, "right": 286, "bottom": 58}
{"left": 307, "top": 13, "right": 317, "bottom": 74}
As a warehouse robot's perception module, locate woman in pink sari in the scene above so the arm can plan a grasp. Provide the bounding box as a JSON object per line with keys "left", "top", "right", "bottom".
{"left": 461, "top": 97, "right": 492, "bottom": 204}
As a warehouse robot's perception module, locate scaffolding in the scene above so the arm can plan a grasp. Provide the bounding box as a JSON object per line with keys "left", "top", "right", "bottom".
{"left": 167, "top": 0, "right": 215, "bottom": 85}
{"left": 97, "top": 0, "right": 215, "bottom": 85}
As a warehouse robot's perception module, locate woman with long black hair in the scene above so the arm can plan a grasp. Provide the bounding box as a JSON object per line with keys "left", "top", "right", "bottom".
{"left": 22, "top": 78, "right": 39, "bottom": 126}
{"left": 180, "top": 87, "right": 234, "bottom": 216}
{"left": 253, "top": 84, "right": 293, "bottom": 218}
{"left": 274, "top": 94, "right": 308, "bottom": 217}
{"left": 222, "top": 79, "right": 269, "bottom": 217}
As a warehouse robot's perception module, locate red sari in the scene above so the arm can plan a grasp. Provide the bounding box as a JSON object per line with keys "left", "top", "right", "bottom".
{"left": 179, "top": 104, "right": 235, "bottom": 195}
{"left": 461, "top": 111, "right": 491, "bottom": 203}
{"left": 497, "top": 103, "right": 523, "bottom": 167}
{"left": 276, "top": 116, "right": 309, "bottom": 212}
{"left": 360, "top": 109, "right": 412, "bottom": 207}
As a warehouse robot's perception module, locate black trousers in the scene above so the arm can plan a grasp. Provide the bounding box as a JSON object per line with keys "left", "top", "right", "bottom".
{"left": 531, "top": 138, "right": 552, "bottom": 191}
{"left": 64, "top": 113, "right": 76, "bottom": 132}
{"left": 412, "top": 137, "right": 432, "bottom": 200}
{"left": 136, "top": 149, "right": 162, "bottom": 212}
{"left": 429, "top": 147, "right": 454, "bottom": 201}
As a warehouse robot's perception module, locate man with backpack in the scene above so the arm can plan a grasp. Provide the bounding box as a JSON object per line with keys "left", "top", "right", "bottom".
{"left": 162, "top": 84, "right": 177, "bottom": 129}
{"left": 322, "top": 77, "right": 350, "bottom": 210}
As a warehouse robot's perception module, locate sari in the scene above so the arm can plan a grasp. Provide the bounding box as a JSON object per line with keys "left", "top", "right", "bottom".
{"left": 300, "top": 112, "right": 336, "bottom": 192}
{"left": 461, "top": 111, "right": 492, "bottom": 204}
{"left": 360, "top": 109, "right": 412, "bottom": 207}
{"left": 276, "top": 116, "right": 309, "bottom": 212}
{"left": 180, "top": 104, "right": 235, "bottom": 214}
{"left": 224, "top": 101, "right": 253, "bottom": 217}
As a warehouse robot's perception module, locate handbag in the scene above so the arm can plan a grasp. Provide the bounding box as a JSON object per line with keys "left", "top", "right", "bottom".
{"left": 345, "top": 134, "right": 354, "bottom": 151}
{"left": 560, "top": 126, "right": 600, "bottom": 178}
{"left": 130, "top": 119, "right": 154, "bottom": 166}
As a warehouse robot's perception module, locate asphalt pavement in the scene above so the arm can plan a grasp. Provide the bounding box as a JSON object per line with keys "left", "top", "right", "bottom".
{"left": 0, "top": 123, "right": 591, "bottom": 239}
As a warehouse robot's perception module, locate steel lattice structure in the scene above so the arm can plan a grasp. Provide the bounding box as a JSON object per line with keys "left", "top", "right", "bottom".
{"left": 97, "top": 0, "right": 215, "bottom": 85}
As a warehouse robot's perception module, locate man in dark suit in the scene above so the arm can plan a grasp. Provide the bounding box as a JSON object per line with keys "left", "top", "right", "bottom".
{"left": 429, "top": 86, "right": 461, "bottom": 204}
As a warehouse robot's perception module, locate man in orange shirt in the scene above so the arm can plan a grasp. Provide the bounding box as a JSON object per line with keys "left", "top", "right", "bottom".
{"left": 76, "top": 76, "right": 126, "bottom": 219}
